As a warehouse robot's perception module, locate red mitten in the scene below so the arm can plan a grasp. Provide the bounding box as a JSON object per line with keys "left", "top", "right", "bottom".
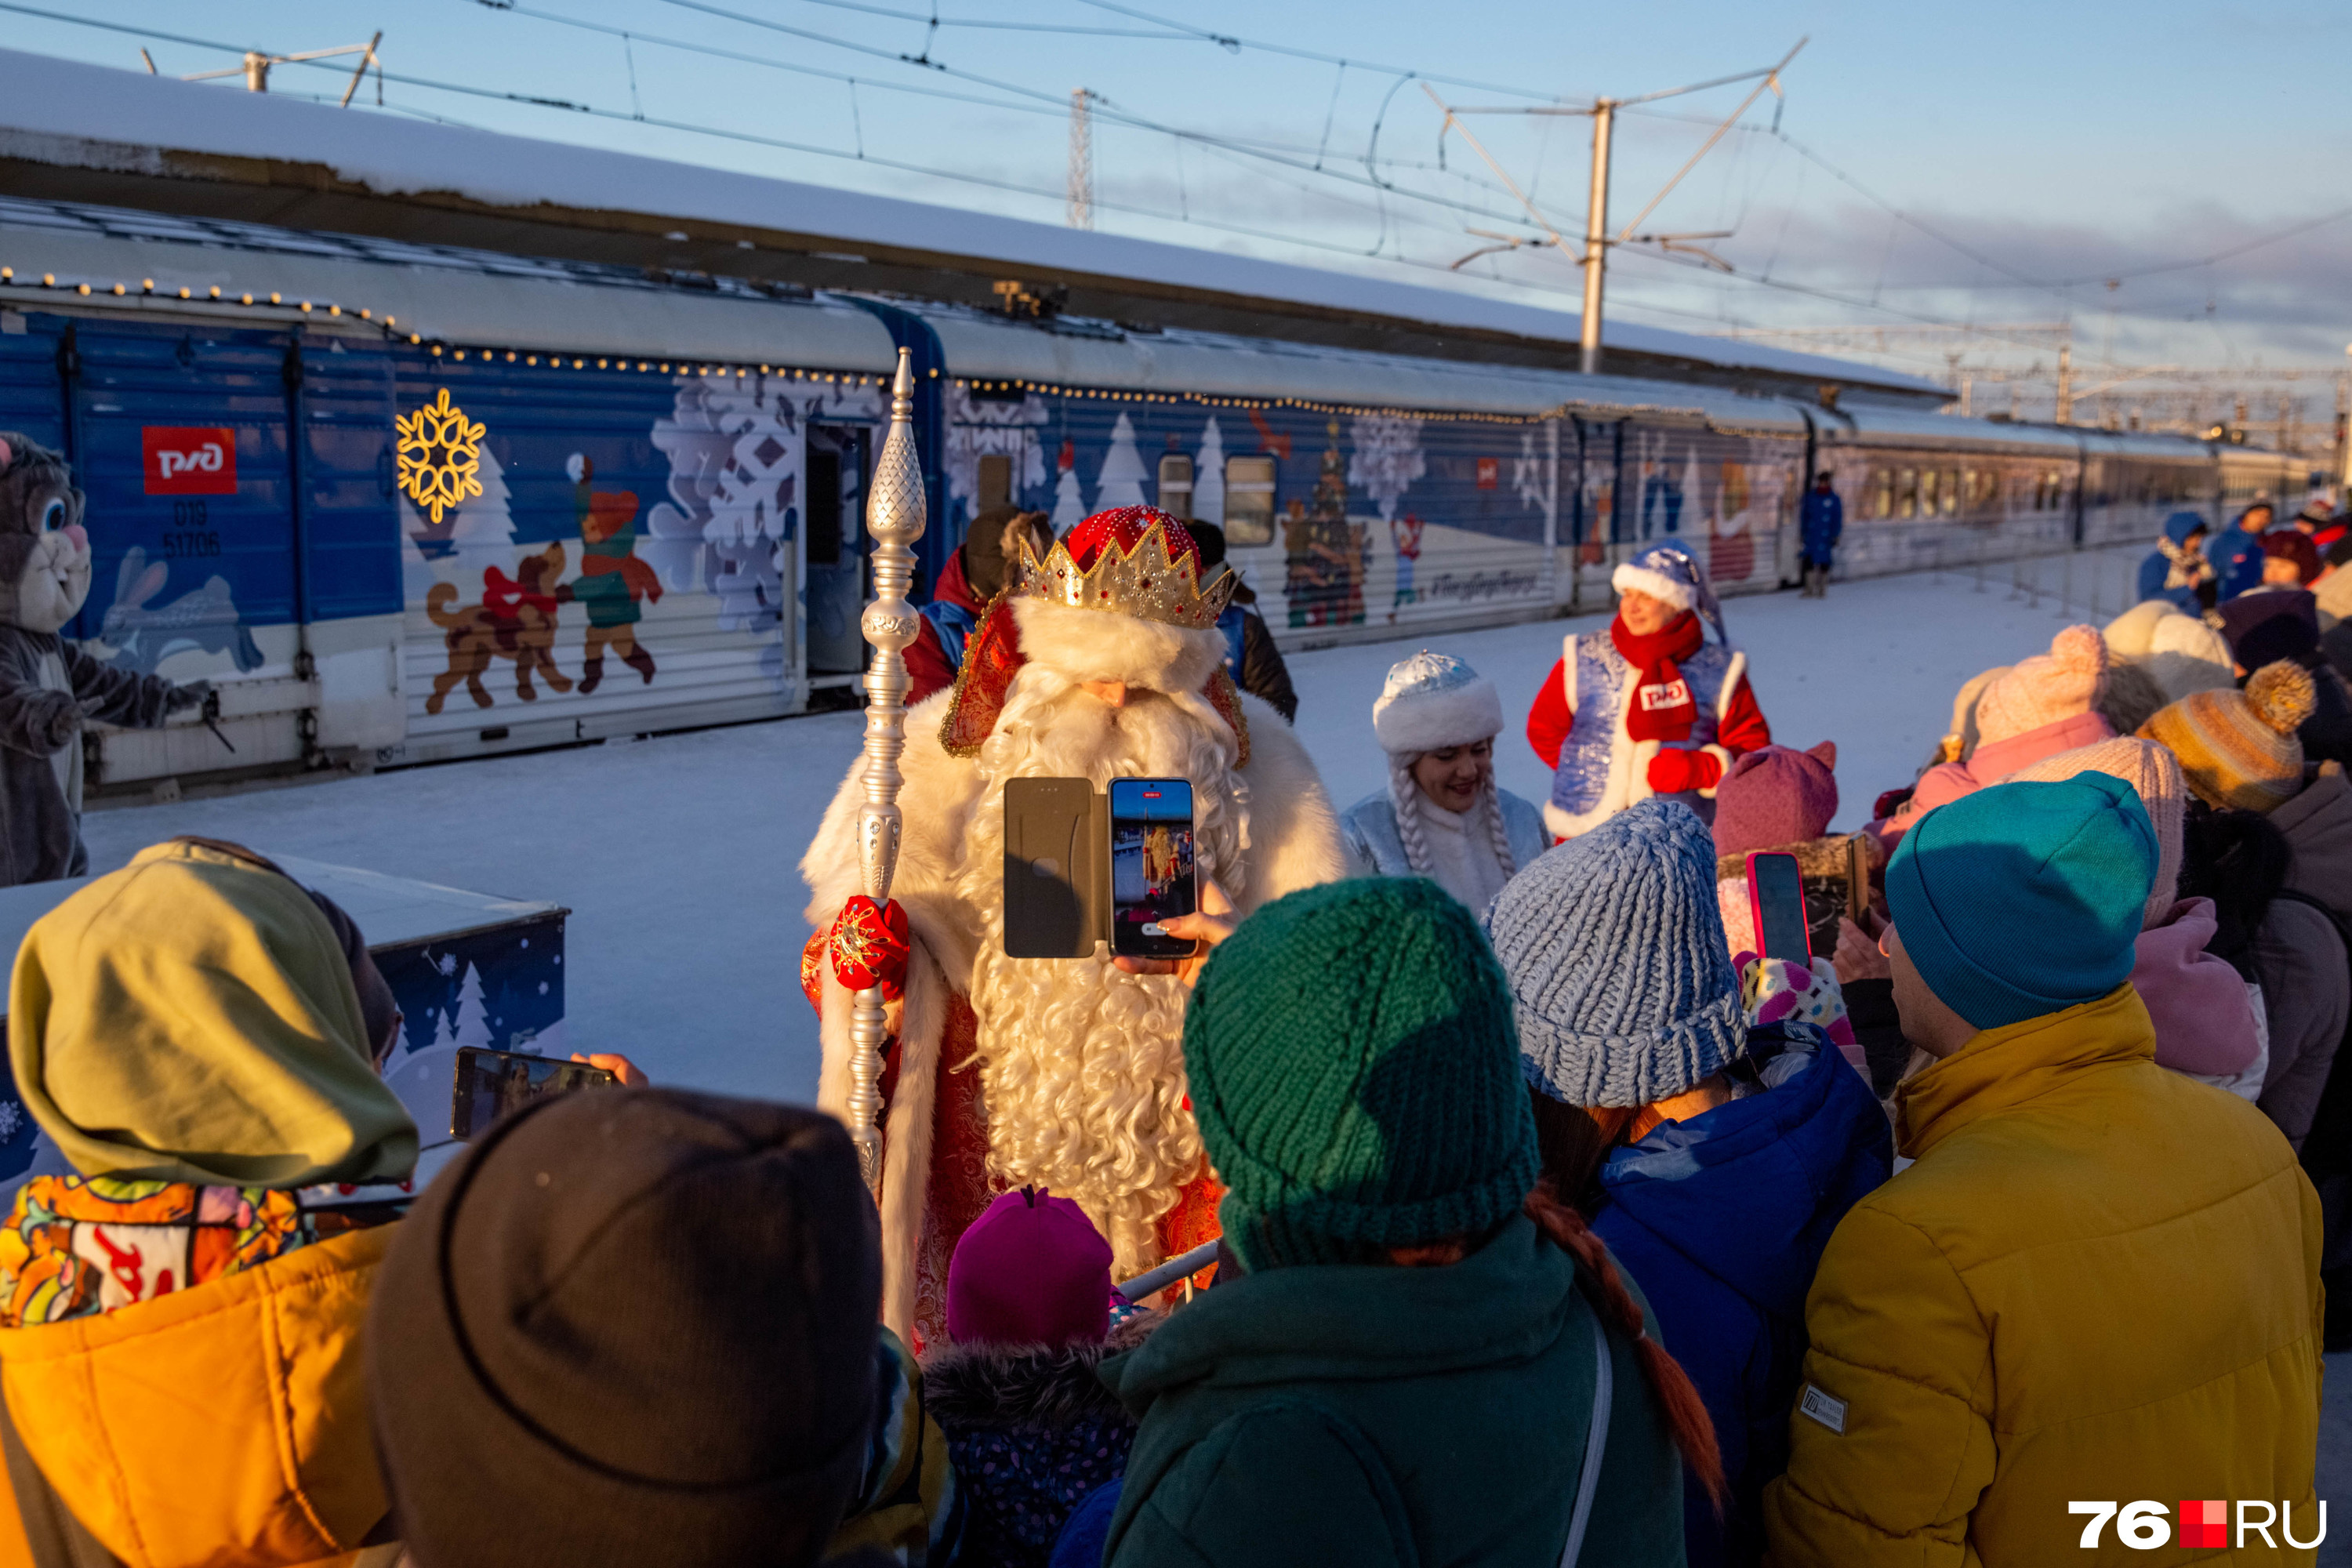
{"left": 829, "top": 895, "right": 910, "bottom": 1000}
{"left": 1646, "top": 748, "right": 1722, "bottom": 795}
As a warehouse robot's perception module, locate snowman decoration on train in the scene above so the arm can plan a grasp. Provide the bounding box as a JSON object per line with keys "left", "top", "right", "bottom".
{"left": 0, "top": 434, "right": 212, "bottom": 886}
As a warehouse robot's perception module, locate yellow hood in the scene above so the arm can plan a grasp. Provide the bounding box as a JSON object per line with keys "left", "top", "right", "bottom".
{"left": 0, "top": 1226, "right": 392, "bottom": 1568}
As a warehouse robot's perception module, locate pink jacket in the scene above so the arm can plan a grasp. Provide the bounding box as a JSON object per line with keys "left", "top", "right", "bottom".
{"left": 2131, "top": 897, "right": 2262, "bottom": 1077}
{"left": 1874, "top": 711, "right": 2115, "bottom": 851}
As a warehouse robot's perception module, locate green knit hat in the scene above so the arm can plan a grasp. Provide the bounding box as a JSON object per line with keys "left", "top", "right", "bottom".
{"left": 1182, "top": 879, "right": 1539, "bottom": 1272}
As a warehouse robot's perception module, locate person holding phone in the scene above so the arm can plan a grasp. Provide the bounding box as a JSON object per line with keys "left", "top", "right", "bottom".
{"left": 1340, "top": 651, "right": 1549, "bottom": 912}
{"left": 802, "top": 504, "right": 1348, "bottom": 1348}
{"left": 1484, "top": 800, "right": 1892, "bottom": 1568}
{"left": 1526, "top": 543, "right": 1773, "bottom": 842}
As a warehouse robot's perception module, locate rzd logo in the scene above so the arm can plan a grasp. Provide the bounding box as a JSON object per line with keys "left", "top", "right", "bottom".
{"left": 142, "top": 427, "right": 237, "bottom": 495}
{"left": 2070, "top": 1499, "right": 2325, "bottom": 1550}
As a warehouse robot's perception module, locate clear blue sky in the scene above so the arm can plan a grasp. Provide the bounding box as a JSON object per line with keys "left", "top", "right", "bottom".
{"left": 9, "top": 0, "right": 2348, "bottom": 387}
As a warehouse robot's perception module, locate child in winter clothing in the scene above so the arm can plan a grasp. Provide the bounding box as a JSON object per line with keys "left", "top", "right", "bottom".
{"left": 0, "top": 840, "right": 419, "bottom": 1566}
{"left": 1708, "top": 742, "right": 1878, "bottom": 985}
{"left": 906, "top": 506, "right": 1056, "bottom": 707}
{"left": 2263, "top": 529, "right": 2325, "bottom": 587}
{"left": 2005, "top": 737, "right": 2267, "bottom": 1099}
{"left": 2217, "top": 500, "right": 2278, "bottom": 601}
{"left": 1764, "top": 775, "right": 2324, "bottom": 1567}
{"left": 2212, "top": 589, "right": 2352, "bottom": 768}
{"left": 1528, "top": 543, "right": 1771, "bottom": 840}
{"left": 1191, "top": 523, "right": 1298, "bottom": 722}
{"left": 1341, "top": 651, "right": 1548, "bottom": 909}
{"left": 924, "top": 1188, "right": 1148, "bottom": 1568}
{"left": 2175, "top": 807, "right": 2348, "bottom": 1147}
{"left": 1875, "top": 624, "right": 2111, "bottom": 848}
{"left": 2140, "top": 659, "right": 2317, "bottom": 813}
{"left": 2137, "top": 510, "right": 2216, "bottom": 611}
{"left": 1100, "top": 878, "right": 1711, "bottom": 1568}
{"left": 373, "top": 1086, "right": 963, "bottom": 1568}
{"left": 1486, "top": 800, "right": 1893, "bottom": 1568}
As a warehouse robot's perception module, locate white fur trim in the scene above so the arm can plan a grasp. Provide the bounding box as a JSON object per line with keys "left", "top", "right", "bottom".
{"left": 1229, "top": 689, "right": 1352, "bottom": 907}
{"left": 1696, "top": 744, "right": 1735, "bottom": 800}
{"left": 1716, "top": 652, "right": 1748, "bottom": 719}
{"left": 1009, "top": 596, "right": 1229, "bottom": 693}
{"left": 1626, "top": 737, "right": 1662, "bottom": 808}
{"left": 1373, "top": 675, "right": 1504, "bottom": 755}
{"left": 1613, "top": 561, "right": 1697, "bottom": 612}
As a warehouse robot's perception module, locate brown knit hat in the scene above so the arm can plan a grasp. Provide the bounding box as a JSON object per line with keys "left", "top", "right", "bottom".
{"left": 2137, "top": 660, "right": 2316, "bottom": 812}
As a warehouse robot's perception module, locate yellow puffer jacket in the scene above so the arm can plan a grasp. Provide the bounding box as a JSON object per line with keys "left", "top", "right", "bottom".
{"left": 0, "top": 1225, "right": 394, "bottom": 1568}
{"left": 1763, "top": 985, "right": 2324, "bottom": 1567}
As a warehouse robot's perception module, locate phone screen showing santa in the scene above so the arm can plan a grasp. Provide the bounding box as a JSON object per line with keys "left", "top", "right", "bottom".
{"left": 1109, "top": 779, "right": 1197, "bottom": 959}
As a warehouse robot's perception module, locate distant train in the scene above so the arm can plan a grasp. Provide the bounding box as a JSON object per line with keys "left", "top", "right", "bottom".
{"left": 0, "top": 195, "right": 2316, "bottom": 793}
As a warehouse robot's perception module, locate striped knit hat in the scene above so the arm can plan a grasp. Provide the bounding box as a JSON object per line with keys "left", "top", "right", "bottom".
{"left": 1483, "top": 797, "right": 1744, "bottom": 1109}
{"left": 2137, "top": 660, "right": 2316, "bottom": 813}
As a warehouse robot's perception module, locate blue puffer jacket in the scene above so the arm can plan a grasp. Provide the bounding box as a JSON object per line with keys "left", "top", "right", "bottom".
{"left": 2136, "top": 511, "right": 2210, "bottom": 610}
{"left": 1592, "top": 1029, "right": 1893, "bottom": 1568}
{"left": 2217, "top": 510, "right": 2274, "bottom": 601}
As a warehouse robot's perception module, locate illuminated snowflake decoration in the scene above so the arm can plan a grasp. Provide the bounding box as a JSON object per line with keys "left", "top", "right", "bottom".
{"left": 395, "top": 387, "right": 486, "bottom": 524}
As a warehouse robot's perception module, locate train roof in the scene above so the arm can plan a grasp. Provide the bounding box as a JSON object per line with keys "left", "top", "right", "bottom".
{"left": 0, "top": 48, "right": 1949, "bottom": 405}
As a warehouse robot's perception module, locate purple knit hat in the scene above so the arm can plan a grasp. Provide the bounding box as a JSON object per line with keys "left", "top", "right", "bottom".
{"left": 1711, "top": 742, "right": 1839, "bottom": 858}
{"left": 944, "top": 1187, "right": 1113, "bottom": 1348}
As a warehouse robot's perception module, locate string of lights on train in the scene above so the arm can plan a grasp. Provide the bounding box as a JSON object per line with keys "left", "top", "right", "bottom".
{"left": 0, "top": 266, "right": 1578, "bottom": 426}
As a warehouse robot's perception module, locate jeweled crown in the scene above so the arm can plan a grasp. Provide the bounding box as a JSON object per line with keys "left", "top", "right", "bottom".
{"left": 1010, "top": 505, "right": 1238, "bottom": 630}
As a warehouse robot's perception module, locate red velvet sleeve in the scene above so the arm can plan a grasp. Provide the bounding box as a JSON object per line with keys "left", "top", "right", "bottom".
{"left": 1526, "top": 659, "right": 1573, "bottom": 771}
{"left": 1717, "top": 674, "right": 1771, "bottom": 757}
{"left": 902, "top": 619, "right": 955, "bottom": 708}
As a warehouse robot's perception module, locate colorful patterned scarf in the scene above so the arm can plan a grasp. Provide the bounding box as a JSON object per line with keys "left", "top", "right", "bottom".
{"left": 0, "top": 1174, "right": 408, "bottom": 1328}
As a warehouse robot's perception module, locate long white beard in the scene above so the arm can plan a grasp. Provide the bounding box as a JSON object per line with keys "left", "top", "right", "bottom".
{"left": 956, "top": 666, "right": 1249, "bottom": 1272}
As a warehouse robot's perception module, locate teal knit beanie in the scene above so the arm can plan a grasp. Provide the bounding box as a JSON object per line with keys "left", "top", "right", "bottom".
{"left": 1182, "top": 879, "right": 1539, "bottom": 1272}
{"left": 1886, "top": 773, "right": 2156, "bottom": 1031}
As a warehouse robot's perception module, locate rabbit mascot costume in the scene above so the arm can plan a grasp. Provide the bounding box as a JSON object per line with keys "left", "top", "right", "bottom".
{"left": 0, "top": 434, "right": 209, "bottom": 884}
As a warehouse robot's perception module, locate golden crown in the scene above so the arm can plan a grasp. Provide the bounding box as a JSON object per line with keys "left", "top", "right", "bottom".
{"left": 1009, "top": 509, "right": 1237, "bottom": 630}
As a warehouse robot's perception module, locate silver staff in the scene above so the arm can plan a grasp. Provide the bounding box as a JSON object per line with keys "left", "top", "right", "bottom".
{"left": 847, "top": 347, "right": 927, "bottom": 1195}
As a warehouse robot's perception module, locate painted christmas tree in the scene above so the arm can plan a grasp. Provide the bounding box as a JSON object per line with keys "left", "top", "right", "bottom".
{"left": 1094, "top": 413, "right": 1149, "bottom": 510}
{"left": 1051, "top": 439, "right": 1088, "bottom": 531}
{"left": 448, "top": 445, "right": 515, "bottom": 550}
{"left": 1192, "top": 417, "right": 1226, "bottom": 525}
{"left": 430, "top": 1007, "right": 457, "bottom": 1051}
{"left": 449, "top": 962, "right": 495, "bottom": 1051}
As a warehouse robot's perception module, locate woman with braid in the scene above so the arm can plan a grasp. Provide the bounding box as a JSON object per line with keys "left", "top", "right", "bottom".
{"left": 1340, "top": 652, "right": 1549, "bottom": 909}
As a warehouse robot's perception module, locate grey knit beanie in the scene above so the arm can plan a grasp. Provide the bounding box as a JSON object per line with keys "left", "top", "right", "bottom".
{"left": 1483, "top": 797, "right": 1744, "bottom": 1108}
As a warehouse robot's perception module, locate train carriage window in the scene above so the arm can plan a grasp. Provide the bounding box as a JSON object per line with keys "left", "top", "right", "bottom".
{"left": 808, "top": 448, "right": 843, "bottom": 565}
{"left": 1869, "top": 467, "right": 1892, "bottom": 521}
{"left": 1225, "top": 456, "right": 1277, "bottom": 546}
{"left": 1918, "top": 469, "right": 1939, "bottom": 517}
{"left": 1942, "top": 470, "right": 1961, "bottom": 517}
{"left": 1896, "top": 468, "right": 1919, "bottom": 520}
{"left": 977, "top": 454, "right": 1013, "bottom": 512}
{"left": 1959, "top": 469, "right": 1978, "bottom": 511}
{"left": 1158, "top": 454, "right": 1194, "bottom": 520}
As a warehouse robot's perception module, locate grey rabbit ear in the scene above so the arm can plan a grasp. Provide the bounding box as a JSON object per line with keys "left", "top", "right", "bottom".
{"left": 116, "top": 547, "right": 144, "bottom": 596}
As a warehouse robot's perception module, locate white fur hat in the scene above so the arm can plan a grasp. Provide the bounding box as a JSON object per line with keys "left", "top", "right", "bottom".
{"left": 1372, "top": 651, "right": 1504, "bottom": 755}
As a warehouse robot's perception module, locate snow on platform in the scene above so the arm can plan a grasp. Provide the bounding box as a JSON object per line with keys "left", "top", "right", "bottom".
{"left": 79, "top": 550, "right": 2143, "bottom": 1104}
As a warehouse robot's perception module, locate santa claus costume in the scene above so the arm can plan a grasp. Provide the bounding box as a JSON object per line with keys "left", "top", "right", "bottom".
{"left": 802, "top": 506, "right": 1348, "bottom": 1346}
{"left": 1526, "top": 542, "right": 1772, "bottom": 840}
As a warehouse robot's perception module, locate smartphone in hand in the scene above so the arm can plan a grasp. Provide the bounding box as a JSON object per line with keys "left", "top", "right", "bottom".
{"left": 1745, "top": 850, "right": 1812, "bottom": 963}
{"left": 1109, "top": 779, "right": 1198, "bottom": 960}
{"left": 450, "top": 1047, "right": 619, "bottom": 1141}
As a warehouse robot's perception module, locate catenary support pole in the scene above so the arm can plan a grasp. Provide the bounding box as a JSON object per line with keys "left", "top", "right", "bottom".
{"left": 1581, "top": 100, "right": 1613, "bottom": 379}
{"left": 846, "top": 348, "right": 927, "bottom": 1196}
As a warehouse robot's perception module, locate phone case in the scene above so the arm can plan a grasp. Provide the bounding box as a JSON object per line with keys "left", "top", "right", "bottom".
{"left": 1744, "top": 851, "right": 1813, "bottom": 962}
{"left": 1004, "top": 778, "right": 1109, "bottom": 957}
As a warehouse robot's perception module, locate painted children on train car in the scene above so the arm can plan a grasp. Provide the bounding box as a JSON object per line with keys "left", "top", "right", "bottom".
{"left": 561, "top": 459, "right": 662, "bottom": 694}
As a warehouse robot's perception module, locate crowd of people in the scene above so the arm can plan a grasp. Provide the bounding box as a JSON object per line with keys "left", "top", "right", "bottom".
{"left": 0, "top": 495, "right": 2337, "bottom": 1568}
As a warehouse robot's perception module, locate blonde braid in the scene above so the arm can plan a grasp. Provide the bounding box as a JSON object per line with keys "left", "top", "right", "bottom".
{"left": 1388, "top": 753, "right": 1435, "bottom": 876}
{"left": 1479, "top": 777, "right": 1519, "bottom": 878}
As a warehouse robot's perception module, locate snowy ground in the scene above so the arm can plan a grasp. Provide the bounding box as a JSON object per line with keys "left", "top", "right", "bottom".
{"left": 73, "top": 543, "right": 2352, "bottom": 1501}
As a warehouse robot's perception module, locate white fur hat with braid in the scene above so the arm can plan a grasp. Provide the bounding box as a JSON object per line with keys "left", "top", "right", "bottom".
{"left": 1372, "top": 651, "right": 1504, "bottom": 756}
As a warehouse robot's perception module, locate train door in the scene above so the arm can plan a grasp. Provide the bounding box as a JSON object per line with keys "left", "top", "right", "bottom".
{"left": 805, "top": 423, "right": 870, "bottom": 673}
{"left": 67, "top": 319, "right": 313, "bottom": 781}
